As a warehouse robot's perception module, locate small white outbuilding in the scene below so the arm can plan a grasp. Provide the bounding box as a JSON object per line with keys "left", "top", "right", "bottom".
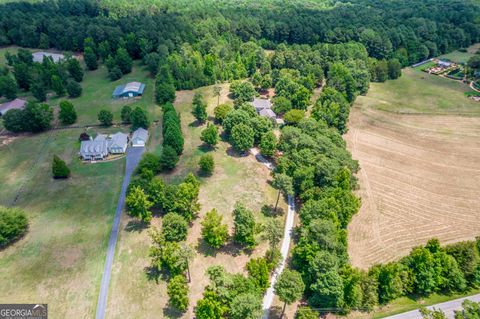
{"left": 131, "top": 128, "right": 148, "bottom": 147}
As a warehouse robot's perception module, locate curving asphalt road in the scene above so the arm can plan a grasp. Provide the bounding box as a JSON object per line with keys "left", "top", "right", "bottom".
{"left": 383, "top": 294, "right": 480, "bottom": 319}
{"left": 95, "top": 147, "right": 145, "bottom": 319}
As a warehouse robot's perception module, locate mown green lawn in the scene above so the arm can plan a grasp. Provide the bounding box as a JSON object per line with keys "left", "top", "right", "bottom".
{"left": 0, "top": 129, "right": 125, "bottom": 319}
{"left": 356, "top": 68, "right": 480, "bottom": 115}
{"left": 55, "top": 62, "right": 160, "bottom": 126}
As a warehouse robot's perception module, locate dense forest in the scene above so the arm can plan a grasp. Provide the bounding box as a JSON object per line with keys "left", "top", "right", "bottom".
{"left": 1, "top": 0, "right": 480, "bottom": 317}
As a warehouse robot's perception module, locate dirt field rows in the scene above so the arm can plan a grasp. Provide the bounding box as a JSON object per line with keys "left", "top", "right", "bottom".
{"left": 346, "top": 70, "right": 480, "bottom": 269}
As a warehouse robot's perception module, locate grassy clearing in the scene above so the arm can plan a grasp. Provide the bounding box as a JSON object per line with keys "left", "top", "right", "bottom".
{"left": 0, "top": 46, "right": 160, "bottom": 127}
{"left": 0, "top": 129, "right": 125, "bottom": 319}
{"left": 438, "top": 43, "right": 479, "bottom": 64}
{"left": 356, "top": 68, "right": 480, "bottom": 115}
{"left": 0, "top": 47, "right": 160, "bottom": 318}
{"left": 106, "top": 83, "right": 288, "bottom": 318}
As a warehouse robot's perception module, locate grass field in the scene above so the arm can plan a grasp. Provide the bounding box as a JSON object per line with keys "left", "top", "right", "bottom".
{"left": 0, "top": 129, "right": 125, "bottom": 318}
{"left": 361, "top": 68, "right": 480, "bottom": 115}
{"left": 105, "top": 84, "right": 289, "bottom": 318}
{"left": 0, "top": 46, "right": 160, "bottom": 127}
{"left": 345, "top": 68, "right": 480, "bottom": 270}
{"left": 438, "top": 43, "right": 480, "bottom": 64}
{"left": 0, "top": 47, "right": 159, "bottom": 318}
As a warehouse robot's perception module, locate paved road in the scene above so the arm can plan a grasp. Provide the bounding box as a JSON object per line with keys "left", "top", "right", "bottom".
{"left": 383, "top": 294, "right": 480, "bottom": 319}
{"left": 95, "top": 147, "right": 144, "bottom": 319}
{"left": 249, "top": 148, "right": 297, "bottom": 319}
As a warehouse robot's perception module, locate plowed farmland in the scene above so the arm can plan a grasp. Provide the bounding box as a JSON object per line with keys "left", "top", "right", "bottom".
{"left": 346, "top": 68, "right": 480, "bottom": 269}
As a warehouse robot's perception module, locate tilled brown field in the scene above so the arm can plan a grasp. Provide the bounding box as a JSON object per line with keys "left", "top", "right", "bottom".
{"left": 345, "top": 103, "right": 480, "bottom": 269}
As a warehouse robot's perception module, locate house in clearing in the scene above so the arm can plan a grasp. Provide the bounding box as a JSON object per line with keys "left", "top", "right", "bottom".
{"left": 79, "top": 140, "right": 109, "bottom": 161}
{"left": 259, "top": 108, "right": 276, "bottom": 119}
{"left": 79, "top": 132, "right": 129, "bottom": 161}
{"left": 0, "top": 98, "right": 27, "bottom": 116}
{"left": 112, "top": 82, "right": 145, "bottom": 99}
{"left": 32, "top": 52, "right": 65, "bottom": 63}
{"left": 108, "top": 132, "right": 129, "bottom": 154}
{"left": 131, "top": 128, "right": 148, "bottom": 147}
{"left": 251, "top": 98, "right": 272, "bottom": 113}
{"left": 251, "top": 97, "right": 277, "bottom": 120}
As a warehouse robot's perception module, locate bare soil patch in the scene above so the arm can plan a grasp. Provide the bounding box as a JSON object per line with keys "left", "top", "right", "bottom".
{"left": 345, "top": 104, "right": 480, "bottom": 269}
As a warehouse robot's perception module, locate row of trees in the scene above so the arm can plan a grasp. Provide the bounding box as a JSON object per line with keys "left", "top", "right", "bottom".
{"left": 2, "top": 49, "right": 83, "bottom": 102}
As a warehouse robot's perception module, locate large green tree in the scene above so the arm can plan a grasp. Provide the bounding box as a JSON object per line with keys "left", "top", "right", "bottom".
{"left": 201, "top": 209, "right": 229, "bottom": 249}
{"left": 274, "top": 269, "right": 305, "bottom": 318}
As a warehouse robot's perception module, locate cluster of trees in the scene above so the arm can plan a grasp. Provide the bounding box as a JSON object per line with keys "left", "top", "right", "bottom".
{"left": 368, "top": 58, "right": 402, "bottom": 82}
{"left": 99, "top": 104, "right": 150, "bottom": 128}
{"left": 218, "top": 90, "right": 276, "bottom": 156}
{"left": 194, "top": 263, "right": 270, "bottom": 319}
{"left": 3, "top": 49, "right": 83, "bottom": 101}
{"left": 0, "top": 206, "right": 28, "bottom": 247}
{"left": 127, "top": 171, "right": 200, "bottom": 224}
{"left": 3, "top": 101, "right": 53, "bottom": 133}
{"left": 3, "top": 99, "right": 78, "bottom": 133}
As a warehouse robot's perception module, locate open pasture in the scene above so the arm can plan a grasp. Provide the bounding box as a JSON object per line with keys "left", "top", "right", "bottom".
{"left": 346, "top": 68, "right": 480, "bottom": 269}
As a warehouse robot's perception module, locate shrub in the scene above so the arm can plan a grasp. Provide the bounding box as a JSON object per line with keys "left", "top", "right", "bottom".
{"left": 162, "top": 213, "right": 188, "bottom": 242}
{"left": 200, "top": 123, "right": 218, "bottom": 147}
{"left": 201, "top": 209, "right": 229, "bottom": 248}
{"left": 283, "top": 109, "right": 304, "bottom": 125}
{"left": 199, "top": 154, "right": 214, "bottom": 175}
{"left": 79, "top": 132, "right": 90, "bottom": 141}
{"left": 98, "top": 109, "right": 113, "bottom": 126}
{"left": 167, "top": 275, "right": 189, "bottom": 312}
{"left": 66, "top": 80, "right": 82, "bottom": 98}
{"left": 52, "top": 155, "right": 70, "bottom": 178}
{"left": 0, "top": 206, "right": 28, "bottom": 247}
{"left": 58, "top": 100, "right": 77, "bottom": 125}
{"left": 231, "top": 124, "right": 254, "bottom": 152}
{"left": 121, "top": 105, "right": 132, "bottom": 123}
{"left": 214, "top": 104, "right": 233, "bottom": 123}
{"left": 160, "top": 145, "right": 179, "bottom": 171}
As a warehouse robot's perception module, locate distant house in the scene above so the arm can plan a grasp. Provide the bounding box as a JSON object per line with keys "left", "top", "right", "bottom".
{"left": 251, "top": 98, "right": 272, "bottom": 113}
{"left": 79, "top": 140, "right": 109, "bottom": 161}
{"left": 259, "top": 108, "right": 276, "bottom": 119}
{"left": 108, "top": 132, "right": 128, "bottom": 154}
{"left": 0, "top": 98, "right": 27, "bottom": 116}
{"left": 250, "top": 97, "right": 277, "bottom": 119}
{"left": 131, "top": 128, "right": 148, "bottom": 147}
{"left": 437, "top": 60, "right": 452, "bottom": 68}
{"left": 32, "top": 52, "right": 65, "bottom": 63}
{"left": 112, "top": 82, "right": 146, "bottom": 99}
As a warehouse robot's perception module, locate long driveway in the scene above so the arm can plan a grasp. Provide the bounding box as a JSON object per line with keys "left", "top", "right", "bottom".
{"left": 383, "top": 294, "right": 480, "bottom": 319}
{"left": 95, "top": 146, "right": 145, "bottom": 319}
{"left": 249, "top": 148, "right": 297, "bottom": 319}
